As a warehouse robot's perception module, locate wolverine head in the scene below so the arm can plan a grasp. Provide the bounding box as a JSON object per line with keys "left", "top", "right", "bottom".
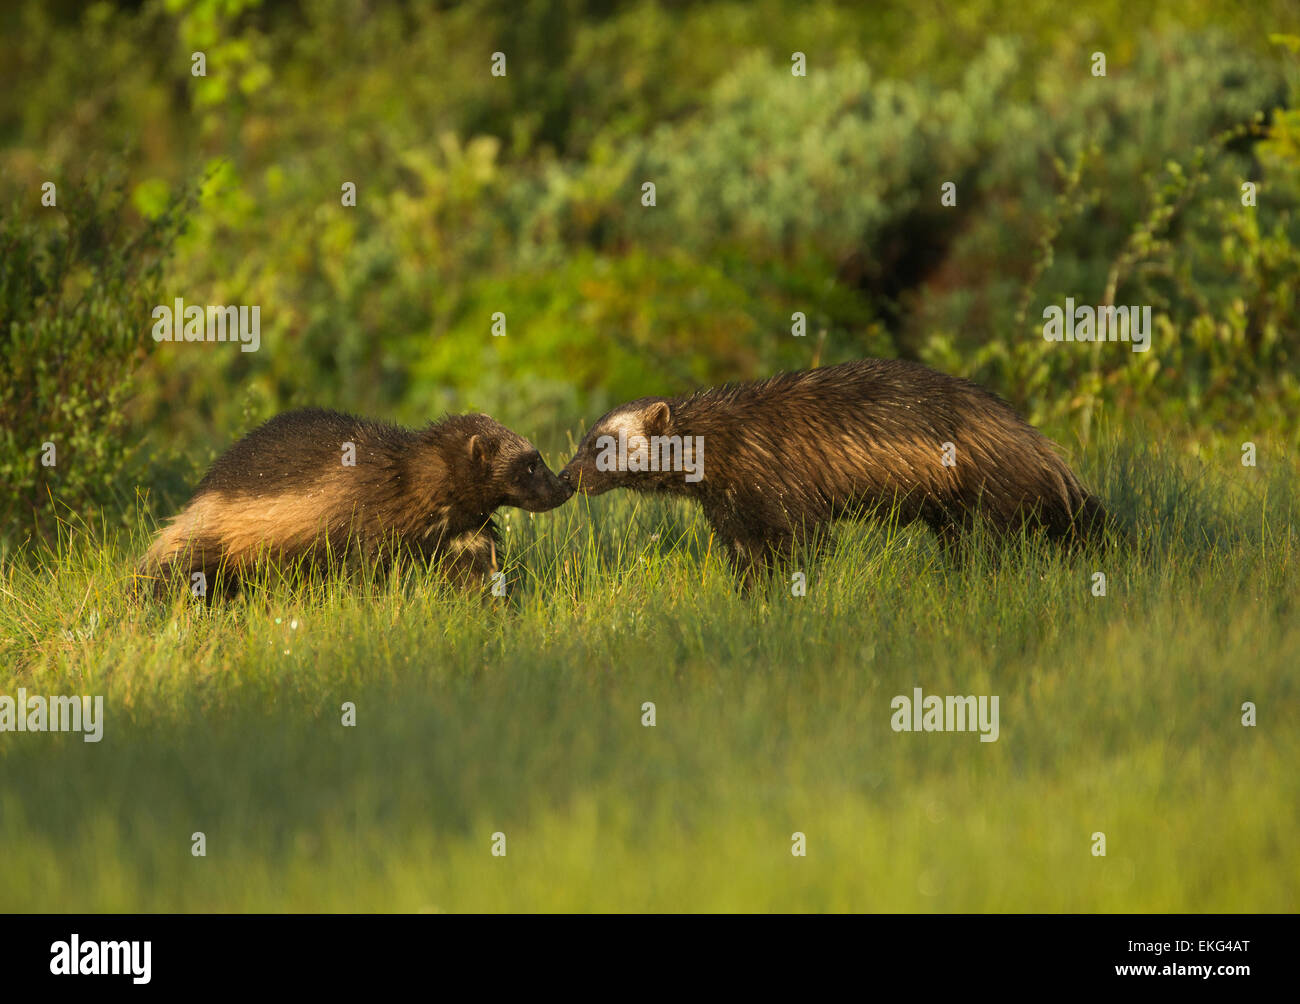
{"left": 455, "top": 415, "right": 574, "bottom": 513}
{"left": 560, "top": 397, "right": 703, "bottom": 496}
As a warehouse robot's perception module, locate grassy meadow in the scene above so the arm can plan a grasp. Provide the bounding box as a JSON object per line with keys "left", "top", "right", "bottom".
{"left": 1, "top": 434, "right": 1296, "bottom": 912}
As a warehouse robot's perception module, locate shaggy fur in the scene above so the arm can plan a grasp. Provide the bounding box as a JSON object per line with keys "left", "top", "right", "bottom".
{"left": 138, "top": 408, "right": 572, "bottom": 598}
{"left": 560, "top": 359, "right": 1110, "bottom": 582}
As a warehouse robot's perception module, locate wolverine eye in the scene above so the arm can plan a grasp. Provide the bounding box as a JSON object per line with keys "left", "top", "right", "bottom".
{"left": 527, "top": 462, "right": 536, "bottom": 476}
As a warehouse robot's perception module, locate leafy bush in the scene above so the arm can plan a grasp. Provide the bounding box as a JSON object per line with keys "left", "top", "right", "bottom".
{"left": 0, "top": 174, "right": 187, "bottom": 549}
{"left": 3, "top": 0, "right": 1296, "bottom": 490}
{"left": 921, "top": 36, "right": 1300, "bottom": 446}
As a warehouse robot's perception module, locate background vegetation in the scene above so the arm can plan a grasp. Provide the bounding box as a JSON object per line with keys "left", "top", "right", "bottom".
{"left": 2, "top": 0, "right": 1298, "bottom": 545}
{"left": 0, "top": 0, "right": 1296, "bottom": 911}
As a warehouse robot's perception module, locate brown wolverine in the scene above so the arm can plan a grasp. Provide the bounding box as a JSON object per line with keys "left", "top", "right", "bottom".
{"left": 139, "top": 408, "right": 573, "bottom": 598}
{"left": 560, "top": 359, "right": 1111, "bottom": 582}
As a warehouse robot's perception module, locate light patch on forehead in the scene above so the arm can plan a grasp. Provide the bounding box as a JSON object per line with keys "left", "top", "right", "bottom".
{"left": 600, "top": 409, "right": 644, "bottom": 439}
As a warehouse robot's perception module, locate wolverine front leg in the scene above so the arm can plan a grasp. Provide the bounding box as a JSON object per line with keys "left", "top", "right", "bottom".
{"left": 726, "top": 524, "right": 831, "bottom": 591}
{"left": 783, "top": 521, "right": 834, "bottom": 576}
{"left": 724, "top": 530, "right": 794, "bottom": 591}
{"left": 707, "top": 510, "right": 761, "bottom": 590}
{"left": 709, "top": 508, "right": 786, "bottom": 591}
{"left": 441, "top": 521, "right": 501, "bottom": 591}
{"left": 725, "top": 538, "right": 763, "bottom": 591}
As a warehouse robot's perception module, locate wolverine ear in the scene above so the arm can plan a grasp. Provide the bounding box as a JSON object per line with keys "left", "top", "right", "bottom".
{"left": 644, "top": 401, "right": 671, "bottom": 435}
{"left": 467, "top": 434, "right": 492, "bottom": 467}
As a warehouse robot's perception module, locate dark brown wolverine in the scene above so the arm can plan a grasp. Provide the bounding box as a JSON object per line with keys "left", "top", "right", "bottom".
{"left": 138, "top": 408, "right": 573, "bottom": 598}
{"left": 560, "top": 359, "right": 1109, "bottom": 582}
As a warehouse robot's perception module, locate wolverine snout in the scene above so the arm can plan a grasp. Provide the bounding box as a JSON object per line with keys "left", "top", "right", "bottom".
{"left": 559, "top": 464, "right": 594, "bottom": 494}
{"left": 520, "top": 467, "right": 574, "bottom": 511}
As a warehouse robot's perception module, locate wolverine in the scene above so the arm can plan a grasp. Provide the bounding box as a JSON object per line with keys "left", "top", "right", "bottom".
{"left": 560, "top": 359, "right": 1112, "bottom": 582}
{"left": 138, "top": 408, "right": 573, "bottom": 598}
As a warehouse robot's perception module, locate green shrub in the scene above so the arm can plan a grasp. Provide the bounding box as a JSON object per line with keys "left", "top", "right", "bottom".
{"left": 0, "top": 174, "right": 188, "bottom": 550}
{"left": 920, "top": 36, "right": 1300, "bottom": 447}
{"left": 6, "top": 1, "right": 1294, "bottom": 474}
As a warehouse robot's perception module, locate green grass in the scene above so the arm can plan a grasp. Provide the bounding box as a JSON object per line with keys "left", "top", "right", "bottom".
{"left": 0, "top": 436, "right": 1296, "bottom": 912}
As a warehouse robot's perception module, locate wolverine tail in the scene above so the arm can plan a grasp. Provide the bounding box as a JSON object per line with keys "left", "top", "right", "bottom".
{"left": 135, "top": 503, "right": 224, "bottom": 599}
